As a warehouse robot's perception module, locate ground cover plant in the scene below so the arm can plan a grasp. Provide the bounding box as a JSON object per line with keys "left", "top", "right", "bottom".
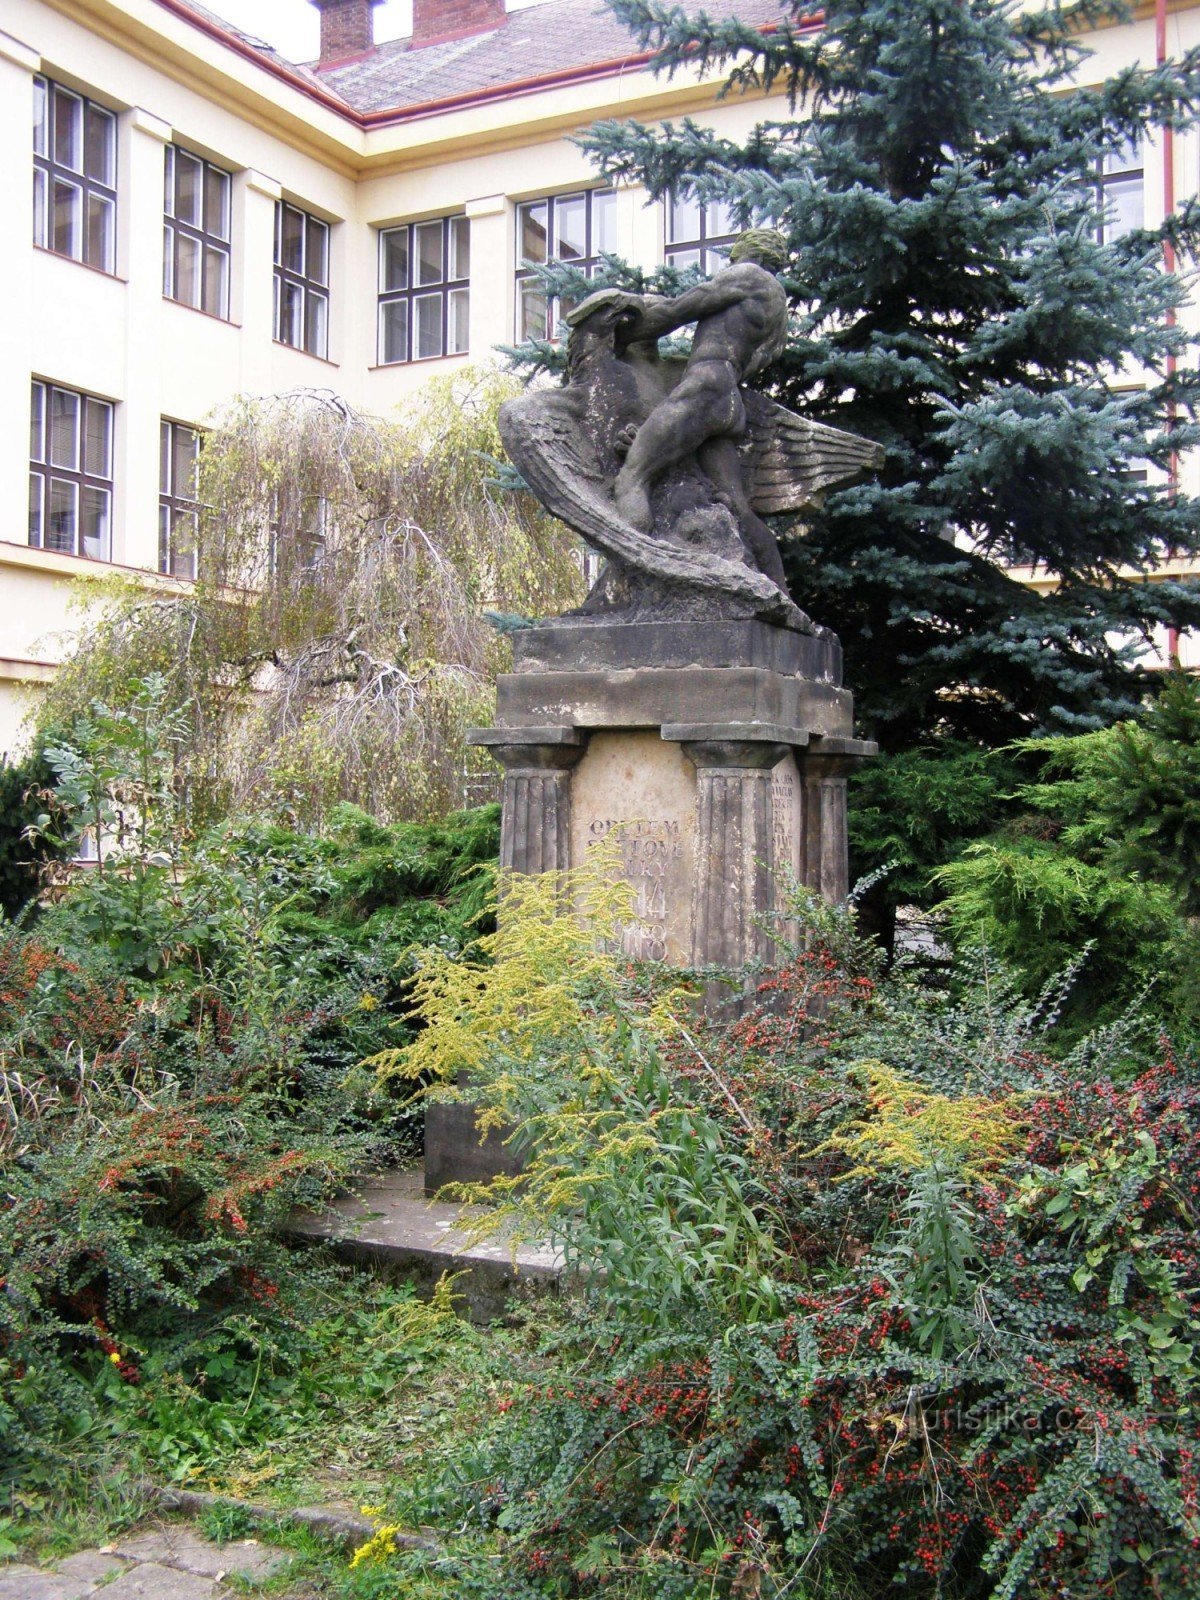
{"left": 0, "top": 682, "right": 500, "bottom": 1507}
{"left": 356, "top": 863, "right": 1200, "bottom": 1599}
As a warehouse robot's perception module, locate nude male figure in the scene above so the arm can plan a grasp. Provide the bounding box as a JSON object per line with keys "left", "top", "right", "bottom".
{"left": 608, "top": 228, "right": 792, "bottom": 592}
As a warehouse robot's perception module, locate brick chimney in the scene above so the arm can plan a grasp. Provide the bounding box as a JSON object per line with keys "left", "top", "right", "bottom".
{"left": 412, "top": 0, "right": 506, "bottom": 47}
{"left": 311, "top": 0, "right": 383, "bottom": 65}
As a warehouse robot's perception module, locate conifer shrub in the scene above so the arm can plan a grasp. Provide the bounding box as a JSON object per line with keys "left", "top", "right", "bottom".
{"left": 385, "top": 868, "right": 1200, "bottom": 1599}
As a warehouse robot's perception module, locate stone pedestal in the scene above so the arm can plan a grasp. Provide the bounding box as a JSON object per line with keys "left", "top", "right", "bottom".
{"left": 426, "top": 619, "right": 874, "bottom": 1192}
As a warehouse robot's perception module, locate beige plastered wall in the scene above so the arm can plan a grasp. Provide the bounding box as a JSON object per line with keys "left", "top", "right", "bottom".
{"left": 1, "top": 0, "right": 1198, "bottom": 754}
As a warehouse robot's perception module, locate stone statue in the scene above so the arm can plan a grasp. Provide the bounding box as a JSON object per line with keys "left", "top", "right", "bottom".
{"left": 498, "top": 228, "right": 883, "bottom": 635}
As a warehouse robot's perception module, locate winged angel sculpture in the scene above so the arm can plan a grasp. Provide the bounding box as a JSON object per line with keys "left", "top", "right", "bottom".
{"left": 499, "top": 229, "right": 884, "bottom": 635}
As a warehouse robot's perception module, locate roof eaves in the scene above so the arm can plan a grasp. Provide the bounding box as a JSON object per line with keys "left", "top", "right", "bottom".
{"left": 156, "top": 0, "right": 819, "bottom": 138}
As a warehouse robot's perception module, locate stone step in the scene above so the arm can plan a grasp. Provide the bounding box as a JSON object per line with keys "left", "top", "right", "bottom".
{"left": 289, "top": 1166, "right": 563, "bottom": 1323}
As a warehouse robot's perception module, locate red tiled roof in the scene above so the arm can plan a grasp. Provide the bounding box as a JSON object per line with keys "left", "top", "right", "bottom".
{"left": 316, "top": 0, "right": 777, "bottom": 114}
{"left": 160, "top": 0, "right": 783, "bottom": 122}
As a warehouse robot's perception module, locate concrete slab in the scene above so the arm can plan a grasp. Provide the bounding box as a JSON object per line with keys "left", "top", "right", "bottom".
{"left": 110, "top": 1530, "right": 287, "bottom": 1580}
{"left": 290, "top": 1166, "right": 563, "bottom": 1322}
{"left": 54, "top": 1551, "right": 131, "bottom": 1584}
{"left": 0, "top": 1566, "right": 94, "bottom": 1600}
{"left": 98, "top": 1565, "right": 214, "bottom": 1599}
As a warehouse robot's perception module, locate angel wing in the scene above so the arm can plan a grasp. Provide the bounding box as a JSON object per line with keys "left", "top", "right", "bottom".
{"left": 499, "top": 388, "right": 803, "bottom": 623}
{"left": 742, "top": 395, "right": 885, "bottom": 517}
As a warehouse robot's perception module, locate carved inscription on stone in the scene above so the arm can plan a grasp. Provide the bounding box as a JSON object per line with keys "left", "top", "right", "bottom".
{"left": 770, "top": 750, "right": 802, "bottom": 884}
{"left": 569, "top": 731, "right": 696, "bottom": 964}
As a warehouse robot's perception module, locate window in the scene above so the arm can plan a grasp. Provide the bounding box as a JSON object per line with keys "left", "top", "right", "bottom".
{"left": 164, "top": 145, "right": 231, "bottom": 318}
{"left": 274, "top": 201, "right": 330, "bottom": 358}
{"left": 378, "top": 215, "right": 469, "bottom": 364}
{"left": 665, "top": 192, "right": 738, "bottom": 273}
{"left": 515, "top": 188, "right": 616, "bottom": 340}
{"left": 29, "top": 380, "right": 114, "bottom": 561}
{"left": 269, "top": 495, "right": 327, "bottom": 578}
{"left": 33, "top": 76, "right": 116, "bottom": 272}
{"left": 1095, "top": 140, "right": 1143, "bottom": 244}
{"left": 159, "top": 420, "right": 201, "bottom": 579}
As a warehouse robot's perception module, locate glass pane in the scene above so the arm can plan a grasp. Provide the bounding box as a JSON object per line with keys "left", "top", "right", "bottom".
{"left": 202, "top": 244, "right": 229, "bottom": 318}
{"left": 280, "top": 204, "right": 304, "bottom": 273}
{"left": 1104, "top": 176, "right": 1143, "bottom": 241}
{"left": 380, "top": 299, "right": 408, "bottom": 364}
{"left": 668, "top": 190, "right": 702, "bottom": 245}
{"left": 29, "top": 473, "right": 43, "bottom": 547}
{"left": 53, "top": 87, "right": 81, "bottom": 171}
{"left": 33, "top": 78, "right": 47, "bottom": 156}
{"left": 593, "top": 190, "right": 616, "bottom": 256}
{"left": 52, "top": 178, "right": 81, "bottom": 258}
{"left": 415, "top": 292, "right": 442, "bottom": 358}
{"left": 449, "top": 215, "right": 469, "bottom": 280}
{"left": 85, "top": 104, "right": 114, "bottom": 185}
{"left": 305, "top": 289, "right": 328, "bottom": 357}
{"left": 163, "top": 223, "right": 174, "bottom": 296}
{"left": 160, "top": 421, "right": 171, "bottom": 493}
{"left": 158, "top": 502, "right": 171, "bottom": 571}
{"left": 448, "top": 287, "right": 469, "bottom": 354}
{"left": 307, "top": 216, "right": 329, "bottom": 285}
{"left": 666, "top": 246, "right": 701, "bottom": 273}
{"left": 174, "top": 149, "right": 202, "bottom": 226}
{"left": 169, "top": 509, "right": 197, "bottom": 578}
{"left": 381, "top": 228, "right": 408, "bottom": 291}
{"left": 519, "top": 201, "right": 547, "bottom": 266}
{"left": 33, "top": 167, "right": 46, "bottom": 248}
{"left": 206, "top": 164, "right": 230, "bottom": 240}
{"left": 1103, "top": 138, "right": 1142, "bottom": 176}
{"left": 415, "top": 220, "right": 443, "bottom": 285}
{"left": 86, "top": 192, "right": 114, "bottom": 272}
{"left": 279, "top": 277, "right": 303, "bottom": 345}
{"left": 30, "top": 384, "right": 45, "bottom": 462}
{"left": 174, "top": 231, "right": 201, "bottom": 307}
{"left": 48, "top": 477, "right": 78, "bottom": 553}
{"left": 519, "top": 280, "right": 547, "bottom": 341}
{"left": 84, "top": 399, "right": 111, "bottom": 478}
{"left": 556, "top": 194, "right": 586, "bottom": 260}
{"left": 706, "top": 197, "right": 737, "bottom": 238}
{"left": 81, "top": 485, "right": 111, "bottom": 560}
{"left": 163, "top": 146, "right": 174, "bottom": 216}
{"left": 49, "top": 389, "right": 80, "bottom": 469}
{"left": 703, "top": 244, "right": 732, "bottom": 273}
{"left": 172, "top": 427, "right": 198, "bottom": 500}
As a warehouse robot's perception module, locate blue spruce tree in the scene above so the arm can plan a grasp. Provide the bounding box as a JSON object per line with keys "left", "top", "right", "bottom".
{"left": 513, "top": 0, "right": 1200, "bottom": 749}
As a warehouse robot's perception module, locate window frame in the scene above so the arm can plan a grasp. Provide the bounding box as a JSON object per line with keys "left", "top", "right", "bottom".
{"left": 159, "top": 419, "right": 202, "bottom": 580}
{"left": 664, "top": 192, "right": 739, "bottom": 274}
{"left": 377, "top": 214, "right": 470, "bottom": 365}
{"left": 163, "top": 143, "right": 232, "bottom": 320}
{"left": 1094, "top": 140, "right": 1144, "bottom": 245}
{"left": 29, "top": 378, "right": 115, "bottom": 563}
{"left": 33, "top": 74, "right": 117, "bottom": 274}
{"left": 274, "top": 200, "right": 330, "bottom": 359}
{"left": 514, "top": 187, "right": 616, "bottom": 341}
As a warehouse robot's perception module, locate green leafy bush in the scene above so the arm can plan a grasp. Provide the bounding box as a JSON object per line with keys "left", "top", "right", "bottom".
{"left": 0, "top": 751, "right": 58, "bottom": 921}
{"left": 381, "top": 878, "right": 1200, "bottom": 1599}
{"left": 0, "top": 685, "right": 500, "bottom": 1489}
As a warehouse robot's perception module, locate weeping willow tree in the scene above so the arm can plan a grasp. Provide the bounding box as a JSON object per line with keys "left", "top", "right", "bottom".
{"left": 38, "top": 369, "right": 584, "bottom": 827}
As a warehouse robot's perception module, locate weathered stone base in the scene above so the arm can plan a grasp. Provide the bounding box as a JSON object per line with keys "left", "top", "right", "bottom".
{"left": 428, "top": 620, "right": 874, "bottom": 1189}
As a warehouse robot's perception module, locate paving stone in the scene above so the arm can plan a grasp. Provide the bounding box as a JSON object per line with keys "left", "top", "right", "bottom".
{"left": 98, "top": 1565, "right": 215, "bottom": 1600}
{"left": 55, "top": 1550, "right": 131, "bottom": 1583}
{"left": 0, "top": 1566, "right": 93, "bottom": 1600}
{"left": 109, "top": 1530, "right": 287, "bottom": 1580}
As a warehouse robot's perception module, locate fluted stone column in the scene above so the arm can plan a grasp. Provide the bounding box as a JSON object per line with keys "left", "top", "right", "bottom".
{"left": 469, "top": 728, "right": 586, "bottom": 876}
{"left": 798, "top": 741, "right": 859, "bottom": 905}
{"left": 681, "top": 739, "right": 791, "bottom": 971}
